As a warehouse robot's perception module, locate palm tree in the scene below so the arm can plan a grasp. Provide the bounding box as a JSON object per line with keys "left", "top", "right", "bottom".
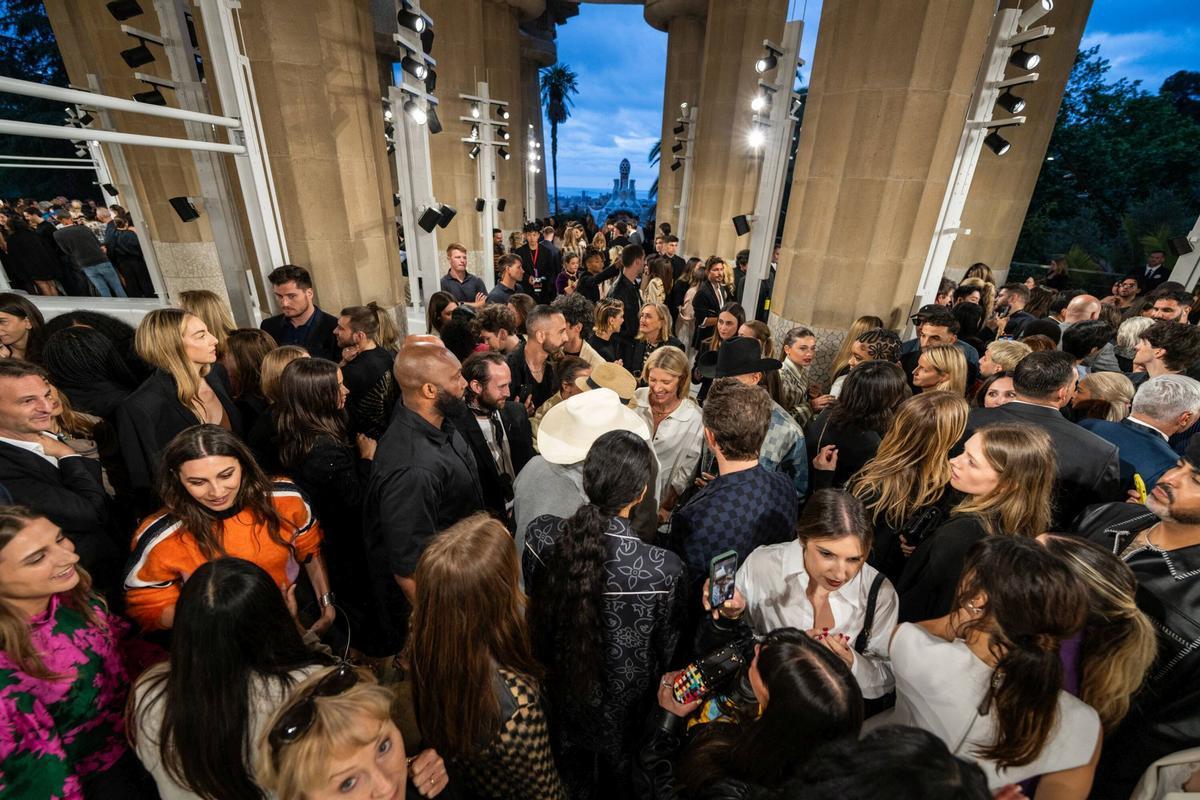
{"left": 540, "top": 64, "right": 579, "bottom": 214}
{"left": 648, "top": 138, "right": 661, "bottom": 201}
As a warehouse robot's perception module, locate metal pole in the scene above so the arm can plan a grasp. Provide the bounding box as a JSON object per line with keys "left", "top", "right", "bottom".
{"left": 0, "top": 75, "right": 239, "bottom": 128}
{"left": 155, "top": 0, "right": 259, "bottom": 326}
{"left": 469, "top": 82, "right": 500, "bottom": 291}
{"left": 1167, "top": 212, "right": 1200, "bottom": 289}
{"left": 0, "top": 119, "right": 246, "bottom": 153}
{"left": 391, "top": 86, "right": 441, "bottom": 312}
{"left": 0, "top": 163, "right": 98, "bottom": 170}
{"left": 674, "top": 105, "right": 698, "bottom": 253}
{"left": 0, "top": 155, "right": 95, "bottom": 162}
{"left": 743, "top": 21, "right": 804, "bottom": 318}
{"left": 524, "top": 125, "right": 537, "bottom": 222}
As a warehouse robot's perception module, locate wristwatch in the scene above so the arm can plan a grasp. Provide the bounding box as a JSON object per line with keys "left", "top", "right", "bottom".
{"left": 318, "top": 592, "right": 336, "bottom": 609}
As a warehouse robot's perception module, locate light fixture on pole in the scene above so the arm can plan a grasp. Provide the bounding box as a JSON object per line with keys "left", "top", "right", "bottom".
{"left": 459, "top": 83, "right": 510, "bottom": 290}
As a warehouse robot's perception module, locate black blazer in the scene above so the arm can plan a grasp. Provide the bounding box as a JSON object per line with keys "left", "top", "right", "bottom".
{"left": 514, "top": 244, "right": 558, "bottom": 303}
{"left": 965, "top": 402, "right": 1120, "bottom": 529}
{"left": 116, "top": 370, "right": 242, "bottom": 508}
{"left": 0, "top": 443, "right": 119, "bottom": 583}
{"left": 896, "top": 514, "right": 988, "bottom": 622}
{"left": 260, "top": 309, "right": 340, "bottom": 361}
{"left": 450, "top": 403, "right": 534, "bottom": 521}
{"left": 691, "top": 282, "right": 725, "bottom": 349}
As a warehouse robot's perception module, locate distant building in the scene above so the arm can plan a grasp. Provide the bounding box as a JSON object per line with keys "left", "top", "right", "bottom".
{"left": 591, "top": 158, "right": 650, "bottom": 225}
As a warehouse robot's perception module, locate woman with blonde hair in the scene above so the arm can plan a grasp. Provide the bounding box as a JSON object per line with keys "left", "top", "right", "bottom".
{"left": 897, "top": 422, "right": 1056, "bottom": 622}
{"left": 408, "top": 513, "right": 564, "bottom": 798}
{"left": 636, "top": 346, "right": 703, "bottom": 515}
{"left": 117, "top": 308, "right": 240, "bottom": 508}
{"left": 1072, "top": 371, "right": 1135, "bottom": 422}
{"left": 247, "top": 345, "right": 309, "bottom": 472}
{"left": 829, "top": 315, "right": 885, "bottom": 384}
{"left": 178, "top": 289, "right": 236, "bottom": 358}
{"left": 590, "top": 230, "right": 610, "bottom": 265}
{"left": 587, "top": 298, "right": 626, "bottom": 363}
{"left": 959, "top": 277, "right": 996, "bottom": 320}
{"left": 561, "top": 224, "right": 587, "bottom": 263}
{"left": 1039, "top": 535, "right": 1157, "bottom": 733}
{"left": 627, "top": 302, "right": 684, "bottom": 378}
{"left": 847, "top": 391, "right": 969, "bottom": 582}
{"left": 912, "top": 343, "right": 968, "bottom": 396}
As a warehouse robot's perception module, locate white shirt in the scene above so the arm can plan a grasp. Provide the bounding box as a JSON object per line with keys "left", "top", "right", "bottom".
{"left": 872, "top": 623, "right": 1100, "bottom": 789}
{"left": 474, "top": 413, "right": 515, "bottom": 479}
{"left": 634, "top": 388, "right": 704, "bottom": 500}
{"left": 736, "top": 539, "right": 898, "bottom": 698}
{"left": 0, "top": 435, "right": 64, "bottom": 466}
{"left": 1126, "top": 415, "right": 1170, "bottom": 441}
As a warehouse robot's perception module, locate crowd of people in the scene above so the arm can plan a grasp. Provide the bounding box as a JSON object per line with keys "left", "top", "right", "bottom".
{"left": 0, "top": 207, "right": 1198, "bottom": 800}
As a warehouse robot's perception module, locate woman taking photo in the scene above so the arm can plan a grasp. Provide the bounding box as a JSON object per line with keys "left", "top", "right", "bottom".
{"left": 524, "top": 430, "right": 685, "bottom": 793}
{"left": 129, "top": 557, "right": 334, "bottom": 800}
{"left": 912, "top": 343, "right": 968, "bottom": 396}
{"left": 123, "top": 424, "right": 334, "bottom": 636}
{"left": 847, "top": 391, "right": 970, "bottom": 583}
{"left": 587, "top": 298, "right": 626, "bottom": 363}
{"left": 807, "top": 360, "right": 908, "bottom": 488}
{"left": 276, "top": 358, "right": 382, "bottom": 655}
{"left": 638, "top": 628, "right": 863, "bottom": 799}
{"left": 897, "top": 423, "right": 1055, "bottom": 622}
{"left": 627, "top": 302, "right": 685, "bottom": 379}
{"left": 0, "top": 292, "right": 46, "bottom": 362}
{"left": 636, "top": 346, "right": 703, "bottom": 518}
{"left": 879, "top": 536, "right": 1101, "bottom": 794}
{"left": 408, "top": 513, "right": 564, "bottom": 798}
{"left": 0, "top": 507, "right": 155, "bottom": 796}
{"left": 117, "top": 307, "right": 241, "bottom": 506}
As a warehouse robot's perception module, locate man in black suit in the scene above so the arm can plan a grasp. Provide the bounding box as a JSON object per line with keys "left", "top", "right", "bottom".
{"left": 1141, "top": 249, "right": 1169, "bottom": 291}
{"left": 664, "top": 235, "right": 687, "bottom": 280}
{"left": 692, "top": 255, "right": 729, "bottom": 349}
{"left": 451, "top": 351, "right": 534, "bottom": 525}
{"left": 605, "top": 244, "right": 645, "bottom": 342}
{"left": 515, "top": 223, "right": 558, "bottom": 304}
{"left": 0, "top": 361, "right": 119, "bottom": 588}
{"left": 260, "top": 264, "right": 339, "bottom": 360}
{"left": 965, "top": 350, "right": 1120, "bottom": 528}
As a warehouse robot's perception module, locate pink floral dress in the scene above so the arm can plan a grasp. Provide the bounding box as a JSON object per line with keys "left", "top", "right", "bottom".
{"left": 0, "top": 596, "right": 131, "bottom": 799}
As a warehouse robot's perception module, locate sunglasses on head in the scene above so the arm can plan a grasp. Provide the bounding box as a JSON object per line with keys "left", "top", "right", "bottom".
{"left": 268, "top": 662, "right": 360, "bottom": 756}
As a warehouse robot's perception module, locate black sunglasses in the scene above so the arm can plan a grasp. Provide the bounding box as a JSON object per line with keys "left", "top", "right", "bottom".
{"left": 268, "top": 663, "right": 360, "bottom": 755}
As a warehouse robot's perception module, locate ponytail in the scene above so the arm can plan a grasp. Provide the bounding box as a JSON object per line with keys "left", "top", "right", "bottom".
{"left": 977, "top": 635, "right": 1064, "bottom": 769}
{"left": 367, "top": 301, "right": 400, "bottom": 351}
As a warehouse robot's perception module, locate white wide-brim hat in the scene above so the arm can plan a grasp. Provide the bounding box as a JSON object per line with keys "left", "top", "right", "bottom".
{"left": 537, "top": 387, "right": 651, "bottom": 465}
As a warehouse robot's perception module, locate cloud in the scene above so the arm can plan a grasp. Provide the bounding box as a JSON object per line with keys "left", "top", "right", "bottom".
{"left": 1080, "top": 27, "right": 1200, "bottom": 89}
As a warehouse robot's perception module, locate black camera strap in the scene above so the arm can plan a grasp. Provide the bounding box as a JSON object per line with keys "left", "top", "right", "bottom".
{"left": 853, "top": 572, "right": 886, "bottom": 654}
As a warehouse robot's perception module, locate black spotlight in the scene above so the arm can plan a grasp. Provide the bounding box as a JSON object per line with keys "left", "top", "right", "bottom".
{"left": 499, "top": 107, "right": 510, "bottom": 121}
{"left": 468, "top": 144, "right": 480, "bottom": 159}
{"left": 101, "top": 183, "right": 119, "bottom": 197}
{"left": 401, "top": 55, "right": 427, "bottom": 80}
{"left": 106, "top": 0, "right": 143, "bottom": 20}
{"left": 1009, "top": 47, "right": 1040, "bottom": 71}
{"left": 77, "top": 111, "right": 95, "bottom": 127}
{"left": 417, "top": 207, "right": 442, "bottom": 233}
{"left": 427, "top": 104, "right": 443, "bottom": 135}
{"left": 424, "top": 68, "right": 437, "bottom": 93}
{"left": 996, "top": 90, "right": 1025, "bottom": 114}
{"left": 437, "top": 204, "right": 457, "bottom": 228}
{"left": 498, "top": 147, "right": 510, "bottom": 161}
{"left": 670, "top": 160, "right": 682, "bottom": 172}
{"left": 120, "top": 42, "right": 154, "bottom": 68}
{"left": 393, "top": 193, "right": 402, "bottom": 207}
{"left": 133, "top": 87, "right": 166, "bottom": 105}
{"left": 497, "top": 198, "right": 507, "bottom": 212}
{"left": 498, "top": 127, "right": 510, "bottom": 141}
{"left": 984, "top": 130, "right": 1011, "bottom": 156}
{"left": 397, "top": 9, "right": 426, "bottom": 32}
{"left": 421, "top": 27, "right": 435, "bottom": 55}
{"left": 1169, "top": 236, "right": 1195, "bottom": 257}
{"left": 755, "top": 53, "right": 777, "bottom": 74}
{"left": 673, "top": 124, "right": 685, "bottom": 135}
{"left": 475, "top": 198, "right": 486, "bottom": 212}
{"left": 671, "top": 142, "right": 683, "bottom": 154}
{"left": 732, "top": 215, "right": 751, "bottom": 236}
{"left": 169, "top": 196, "right": 200, "bottom": 222}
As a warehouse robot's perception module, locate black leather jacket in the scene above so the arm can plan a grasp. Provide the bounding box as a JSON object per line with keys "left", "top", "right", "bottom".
{"left": 1072, "top": 502, "right": 1200, "bottom": 798}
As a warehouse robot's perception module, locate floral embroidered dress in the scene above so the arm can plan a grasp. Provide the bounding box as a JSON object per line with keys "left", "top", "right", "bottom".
{"left": 0, "top": 596, "right": 130, "bottom": 799}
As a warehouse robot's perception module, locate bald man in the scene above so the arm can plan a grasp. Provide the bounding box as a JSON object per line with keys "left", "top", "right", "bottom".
{"left": 363, "top": 342, "right": 483, "bottom": 644}
{"left": 1062, "top": 294, "right": 1102, "bottom": 324}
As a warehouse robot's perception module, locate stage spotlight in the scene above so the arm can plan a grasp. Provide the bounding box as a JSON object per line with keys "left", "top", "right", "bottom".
{"left": 393, "top": 193, "right": 402, "bottom": 207}
{"left": 1009, "top": 47, "right": 1040, "bottom": 71}
{"left": 424, "top": 68, "right": 437, "bottom": 93}
{"left": 120, "top": 42, "right": 154, "bottom": 68}
{"left": 468, "top": 145, "right": 480, "bottom": 159}
{"left": 475, "top": 198, "right": 486, "bottom": 212}
{"left": 102, "top": 183, "right": 119, "bottom": 197}
{"left": 732, "top": 215, "right": 751, "bottom": 236}
{"left": 996, "top": 90, "right": 1026, "bottom": 114}
{"left": 471, "top": 103, "right": 481, "bottom": 119}
{"left": 755, "top": 53, "right": 777, "bottom": 74}
{"left": 500, "top": 108, "right": 510, "bottom": 120}
{"left": 106, "top": 0, "right": 143, "bottom": 20}
{"left": 427, "top": 104, "right": 443, "bottom": 134}
{"left": 984, "top": 130, "right": 1011, "bottom": 156}
{"left": 673, "top": 124, "right": 685, "bottom": 135}
{"left": 1018, "top": 0, "right": 1053, "bottom": 30}
{"left": 77, "top": 111, "right": 94, "bottom": 127}
{"left": 169, "top": 196, "right": 200, "bottom": 222}
{"left": 401, "top": 55, "right": 427, "bottom": 80}
{"left": 498, "top": 148, "right": 510, "bottom": 160}
{"left": 133, "top": 87, "right": 166, "bottom": 105}
{"left": 498, "top": 127, "right": 510, "bottom": 141}
{"left": 751, "top": 94, "right": 769, "bottom": 112}
{"left": 404, "top": 99, "right": 427, "bottom": 125}
{"left": 437, "top": 204, "right": 456, "bottom": 228}
{"left": 387, "top": 142, "right": 396, "bottom": 155}
{"left": 671, "top": 143, "right": 683, "bottom": 154}
{"left": 397, "top": 9, "right": 426, "bottom": 33}
{"left": 421, "top": 28, "right": 435, "bottom": 55}
{"left": 384, "top": 122, "right": 395, "bottom": 138}
{"left": 417, "top": 207, "right": 442, "bottom": 233}
{"left": 670, "top": 160, "right": 682, "bottom": 172}
{"left": 497, "top": 198, "right": 507, "bottom": 211}
{"left": 748, "top": 127, "right": 766, "bottom": 148}
{"left": 470, "top": 125, "right": 479, "bottom": 140}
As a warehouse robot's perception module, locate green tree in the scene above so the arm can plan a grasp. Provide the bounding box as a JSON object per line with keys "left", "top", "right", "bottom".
{"left": 1160, "top": 70, "right": 1200, "bottom": 123}
{"left": 0, "top": 0, "right": 98, "bottom": 198}
{"left": 539, "top": 64, "right": 578, "bottom": 215}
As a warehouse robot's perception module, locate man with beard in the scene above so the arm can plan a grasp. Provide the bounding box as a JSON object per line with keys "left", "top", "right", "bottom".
{"left": 449, "top": 351, "right": 534, "bottom": 525}
{"left": 334, "top": 304, "right": 399, "bottom": 438}
{"left": 507, "top": 304, "right": 569, "bottom": 412}
{"left": 364, "top": 341, "right": 483, "bottom": 648}
{"left": 1072, "top": 437, "right": 1200, "bottom": 798}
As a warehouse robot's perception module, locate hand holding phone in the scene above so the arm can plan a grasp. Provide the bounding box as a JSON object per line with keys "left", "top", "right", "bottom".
{"left": 708, "top": 550, "right": 738, "bottom": 609}
{"left": 1133, "top": 473, "right": 1148, "bottom": 504}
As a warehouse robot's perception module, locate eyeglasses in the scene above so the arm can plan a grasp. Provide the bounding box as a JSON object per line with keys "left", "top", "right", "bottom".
{"left": 268, "top": 663, "right": 359, "bottom": 756}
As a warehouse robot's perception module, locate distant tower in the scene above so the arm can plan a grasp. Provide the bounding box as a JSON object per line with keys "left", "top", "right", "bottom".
{"left": 619, "top": 158, "right": 631, "bottom": 187}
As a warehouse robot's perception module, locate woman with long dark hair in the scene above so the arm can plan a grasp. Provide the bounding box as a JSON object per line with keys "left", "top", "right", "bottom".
{"left": 425, "top": 291, "right": 458, "bottom": 335}
{"left": 275, "top": 358, "right": 382, "bottom": 654}
{"left": 878, "top": 536, "right": 1101, "bottom": 794}
{"left": 693, "top": 301, "right": 745, "bottom": 403}
{"left": 129, "top": 557, "right": 334, "bottom": 800}
{"left": 0, "top": 292, "right": 46, "bottom": 362}
{"left": 637, "top": 629, "right": 863, "bottom": 798}
{"left": 222, "top": 329, "right": 277, "bottom": 433}
{"left": 409, "top": 513, "right": 564, "bottom": 798}
{"left": 123, "top": 424, "right": 333, "bottom": 636}
{"left": 524, "top": 430, "right": 685, "bottom": 793}
{"left": 806, "top": 360, "right": 909, "bottom": 488}
{"left": 42, "top": 325, "right": 139, "bottom": 422}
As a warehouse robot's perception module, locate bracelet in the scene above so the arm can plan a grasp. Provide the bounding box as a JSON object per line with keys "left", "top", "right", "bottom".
{"left": 318, "top": 592, "right": 336, "bottom": 609}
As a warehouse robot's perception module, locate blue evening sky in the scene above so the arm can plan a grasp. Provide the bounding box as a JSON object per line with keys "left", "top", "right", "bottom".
{"left": 546, "top": 0, "right": 1198, "bottom": 191}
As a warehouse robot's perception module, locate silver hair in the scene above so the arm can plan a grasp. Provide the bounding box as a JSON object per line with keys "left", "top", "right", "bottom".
{"left": 1116, "top": 316, "right": 1155, "bottom": 354}
{"left": 1132, "top": 374, "right": 1200, "bottom": 421}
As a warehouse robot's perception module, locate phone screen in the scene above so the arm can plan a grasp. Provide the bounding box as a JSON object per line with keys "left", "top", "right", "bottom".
{"left": 709, "top": 550, "right": 738, "bottom": 609}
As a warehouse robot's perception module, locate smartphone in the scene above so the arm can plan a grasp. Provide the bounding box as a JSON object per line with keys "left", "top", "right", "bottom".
{"left": 1133, "top": 473, "right": 1148, "bottom": 504}
{"left": 708, "top": 550, "right": 738, "bottom": 609}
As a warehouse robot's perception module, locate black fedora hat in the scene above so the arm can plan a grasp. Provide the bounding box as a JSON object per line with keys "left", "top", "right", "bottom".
{"left": 697, "top": 336, "right": 783, "bottom": 379}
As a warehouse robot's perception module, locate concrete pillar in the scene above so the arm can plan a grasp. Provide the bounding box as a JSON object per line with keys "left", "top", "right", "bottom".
{"left": 946, "top": 0, "right": 1094, "bottom": 282}
{"left": 645, "top": 0, "right": 707, "bottom": 232}
{"left": 43, "top": 1, "right": 234, "bottom": 305}
{"left": 769, "top": 0, "right": 995, "bottom": 377}
{"left": 683, "top": 0, "right": 788, "bottom": 262}
{"left": 235, "top": 0, "right": 404, "bottom": 313}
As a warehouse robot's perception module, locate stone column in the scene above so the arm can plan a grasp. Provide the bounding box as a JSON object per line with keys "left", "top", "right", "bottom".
{"left": 645, "top": 0, "right": 707, "bottom": 232}
{"left": 683, "top": 0, "right": 788, "bottom": 262}
{"left": 946, "top": 0, "right": 1094, "bottom": 282}
{"left": 769, "top": 0, "right": 995, "bottom": 378}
